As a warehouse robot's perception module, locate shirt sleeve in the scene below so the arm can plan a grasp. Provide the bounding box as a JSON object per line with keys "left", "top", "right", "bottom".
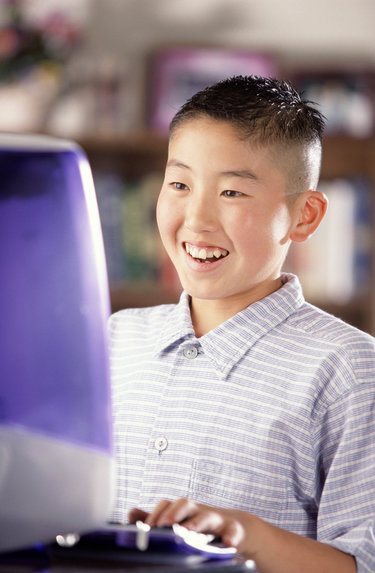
{"left": 313, "top": 377, "right": 375, "bottom": 573}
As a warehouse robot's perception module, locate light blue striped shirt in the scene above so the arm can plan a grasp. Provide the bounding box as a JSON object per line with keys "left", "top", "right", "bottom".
{"left": 109, "top": 273, "right": 375, "bottom": 572}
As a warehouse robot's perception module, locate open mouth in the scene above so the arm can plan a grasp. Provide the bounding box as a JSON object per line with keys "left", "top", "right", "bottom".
{"left": 184, "top": 242, "right": 229, "bottom": 263}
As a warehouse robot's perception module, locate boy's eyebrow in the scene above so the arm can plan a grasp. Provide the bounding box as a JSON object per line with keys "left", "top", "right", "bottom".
{"left": 166, "top": 160, "right": 257, "bottom": 181}
{"left": 166, "top": 159, "right": 191, "bottom": 170}
{"left": 220, "top": 169, "right": 258, "bottom": 180}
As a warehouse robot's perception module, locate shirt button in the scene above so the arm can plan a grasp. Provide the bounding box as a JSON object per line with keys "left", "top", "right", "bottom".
{"left": 183, "top": 345, "right": 198, "bottom": 359}
{"left": 154, "top": 436, "right": 168, "bottom": 452}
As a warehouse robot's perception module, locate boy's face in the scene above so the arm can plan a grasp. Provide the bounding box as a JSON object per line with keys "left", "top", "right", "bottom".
{"left": 157, "top": 117, "right": 298, "bottom": 311}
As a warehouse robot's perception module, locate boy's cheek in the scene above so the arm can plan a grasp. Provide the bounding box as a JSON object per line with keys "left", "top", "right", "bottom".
{"left": 157, "top": 199, "right": 182, "bottom": 242}
{"left": 156, "top": 198, "right": 170, "bottom": 237}
{"left": 156, "top": 215, "right": 177, "bottom": 260}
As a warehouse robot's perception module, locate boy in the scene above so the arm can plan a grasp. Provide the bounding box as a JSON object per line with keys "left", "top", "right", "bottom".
{"left": 108, "top": 76, "right": 375, "bottom": 572}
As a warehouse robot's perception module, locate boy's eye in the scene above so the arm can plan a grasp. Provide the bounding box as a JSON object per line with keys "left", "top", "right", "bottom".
{"left": 222, "top": 190, "right": 244, "bottom": 197}
{"left": 172, "top": 182, "right": 189, "bottom": 190}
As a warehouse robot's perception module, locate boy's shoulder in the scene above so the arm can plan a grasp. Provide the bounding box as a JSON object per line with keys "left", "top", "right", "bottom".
{"left": 290, "top": 302, "right": 375, "bottom": 420}
{"left": 109, "top": 302, "right": 178, "bottom": 332}
{"left": 274, "top": 274, "right": 375, "bottom": 352}
{"left": 290, "top": 299, "right": 375, "bottom": 353}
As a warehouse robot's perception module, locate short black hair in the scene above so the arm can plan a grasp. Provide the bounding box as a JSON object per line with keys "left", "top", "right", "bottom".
{"left": 169, "top": 75, "right": 325, "bottom": 193}
{"left": 170, "top": 75, "right": 325, "bottom": 147}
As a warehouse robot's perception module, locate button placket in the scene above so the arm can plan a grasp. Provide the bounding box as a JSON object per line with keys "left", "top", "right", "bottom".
{"left": 183, "top": 345, "right": 198, "bottom": 359}
{"left": 154, "top": 436, "right": 168, "bottom": 455}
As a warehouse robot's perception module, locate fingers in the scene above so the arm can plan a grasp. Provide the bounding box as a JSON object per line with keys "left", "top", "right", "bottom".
{"left": 183, "top": 512, "right": 245, "bottom": 552}
{"left": 180, "top": 505, "right": 224, "bottom": 533}
{"left": 128, "top": 499, "right": 246, "bottom": 552}
{"left": 146, "top": 498, "right": 198, "bottom": 527}
{"left": 180, "top": 506, "right": 245, "bottom": 549}
{"left": 128, "top": 499, "right": 185, "bottom": 527}
{"left": 128, "top": 507, "right": 149, "bottom": 523}
{"left": 129, "top": 498, "right": 211, "bottom": 529}
{"left": 219, "top": 518, "right": 245, "bottom": 549}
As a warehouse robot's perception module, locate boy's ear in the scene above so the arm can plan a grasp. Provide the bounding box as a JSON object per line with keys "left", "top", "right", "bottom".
{"left": 289, "top": 191, "right": 328, "bottom": 243}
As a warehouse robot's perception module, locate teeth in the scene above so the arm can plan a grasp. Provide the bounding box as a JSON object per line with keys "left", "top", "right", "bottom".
{"left": 185, "top": 243, "right": 228, "bottom": 260}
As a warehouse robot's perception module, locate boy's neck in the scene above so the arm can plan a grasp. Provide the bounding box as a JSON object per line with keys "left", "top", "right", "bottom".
{"left": 190, "top": 277, "right": 283, "bottom": 337}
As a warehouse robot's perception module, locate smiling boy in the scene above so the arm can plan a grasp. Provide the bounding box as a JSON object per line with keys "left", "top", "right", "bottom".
{"left": 109, "top": 76, "right": 375, "bottom": 572}
{"left": 157, "top": 113, "right": 323, "bottom": 335}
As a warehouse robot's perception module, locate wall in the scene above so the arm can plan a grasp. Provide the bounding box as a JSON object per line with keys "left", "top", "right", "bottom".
{"left": 83, "top": 0, "right": 375, "bottom": 70}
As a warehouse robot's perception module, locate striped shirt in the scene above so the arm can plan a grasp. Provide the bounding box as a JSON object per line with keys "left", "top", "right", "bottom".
{"left": 108, "top": 273, "right": 375, "bottom": 572}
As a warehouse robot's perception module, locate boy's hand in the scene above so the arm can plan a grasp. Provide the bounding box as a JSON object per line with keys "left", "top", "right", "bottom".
{"left": 128, "top": 498, "right": 245, "bottom": 550}
{"left": 128, "top": 498, "right": 357, "bottom": 573}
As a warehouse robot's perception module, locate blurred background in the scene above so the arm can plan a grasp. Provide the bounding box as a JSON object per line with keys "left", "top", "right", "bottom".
{"left": 1, "top": 0, "right": 375, "bottom": 332}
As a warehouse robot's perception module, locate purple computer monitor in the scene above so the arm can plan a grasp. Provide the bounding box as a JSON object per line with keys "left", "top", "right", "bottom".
{"left": 0, "top": 134, "right": 114, "bottom": 551}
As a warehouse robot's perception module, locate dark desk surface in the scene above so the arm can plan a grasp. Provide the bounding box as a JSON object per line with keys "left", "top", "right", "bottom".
{"left": 0, "top": 546, "right": 257, "bottom": 573}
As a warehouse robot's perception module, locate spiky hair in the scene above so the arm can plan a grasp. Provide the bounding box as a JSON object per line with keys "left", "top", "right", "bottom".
{"left": 170, "top": 75, "right": 325, "bottom": 147}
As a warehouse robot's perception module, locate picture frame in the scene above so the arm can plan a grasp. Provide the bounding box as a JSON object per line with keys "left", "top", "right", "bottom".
{"left": 148, "top": 46, "right": 277, "bottom": 132}
{"left": 290, "top": 69, "right": 375, "bottom": 137}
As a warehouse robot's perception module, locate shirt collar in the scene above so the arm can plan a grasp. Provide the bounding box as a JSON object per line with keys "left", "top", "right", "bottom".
{"left": 153, "top": 291, "right": 195, "bottom": 354}
{"left": 154, "top": 273, "right": 305, "bottom": 378}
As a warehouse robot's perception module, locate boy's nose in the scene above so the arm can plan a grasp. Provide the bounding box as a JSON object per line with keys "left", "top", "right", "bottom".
{"left": 184, "top": 194, "right": 217, "bottom": 233}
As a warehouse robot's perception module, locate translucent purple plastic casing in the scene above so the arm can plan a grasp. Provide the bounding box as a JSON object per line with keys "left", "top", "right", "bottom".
{"left": 0, "top": 135, "right": 111, "bottom": 450}
{"left": 0, "top": 134, "right": 113, "bottom": 551}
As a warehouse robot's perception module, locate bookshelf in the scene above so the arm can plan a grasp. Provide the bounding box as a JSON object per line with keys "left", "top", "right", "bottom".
{"left": 81, "top": 133, "right": 181, "bottom": 313}
{"left": 81, "top": 133, "right": 375, "bottom": 335}
{"left": 314, "top": 136, "right": 375, "bottom": 334}
{"left": 79, "top": 133, "right": 168, "bottom": 179}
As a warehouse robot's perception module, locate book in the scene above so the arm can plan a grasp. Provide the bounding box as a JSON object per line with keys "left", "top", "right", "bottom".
{"left": 285, "top": 177, "right": 372, "bottom": 305}
{"left": 94, "top": 169, "right": 181, "bottom": 295}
